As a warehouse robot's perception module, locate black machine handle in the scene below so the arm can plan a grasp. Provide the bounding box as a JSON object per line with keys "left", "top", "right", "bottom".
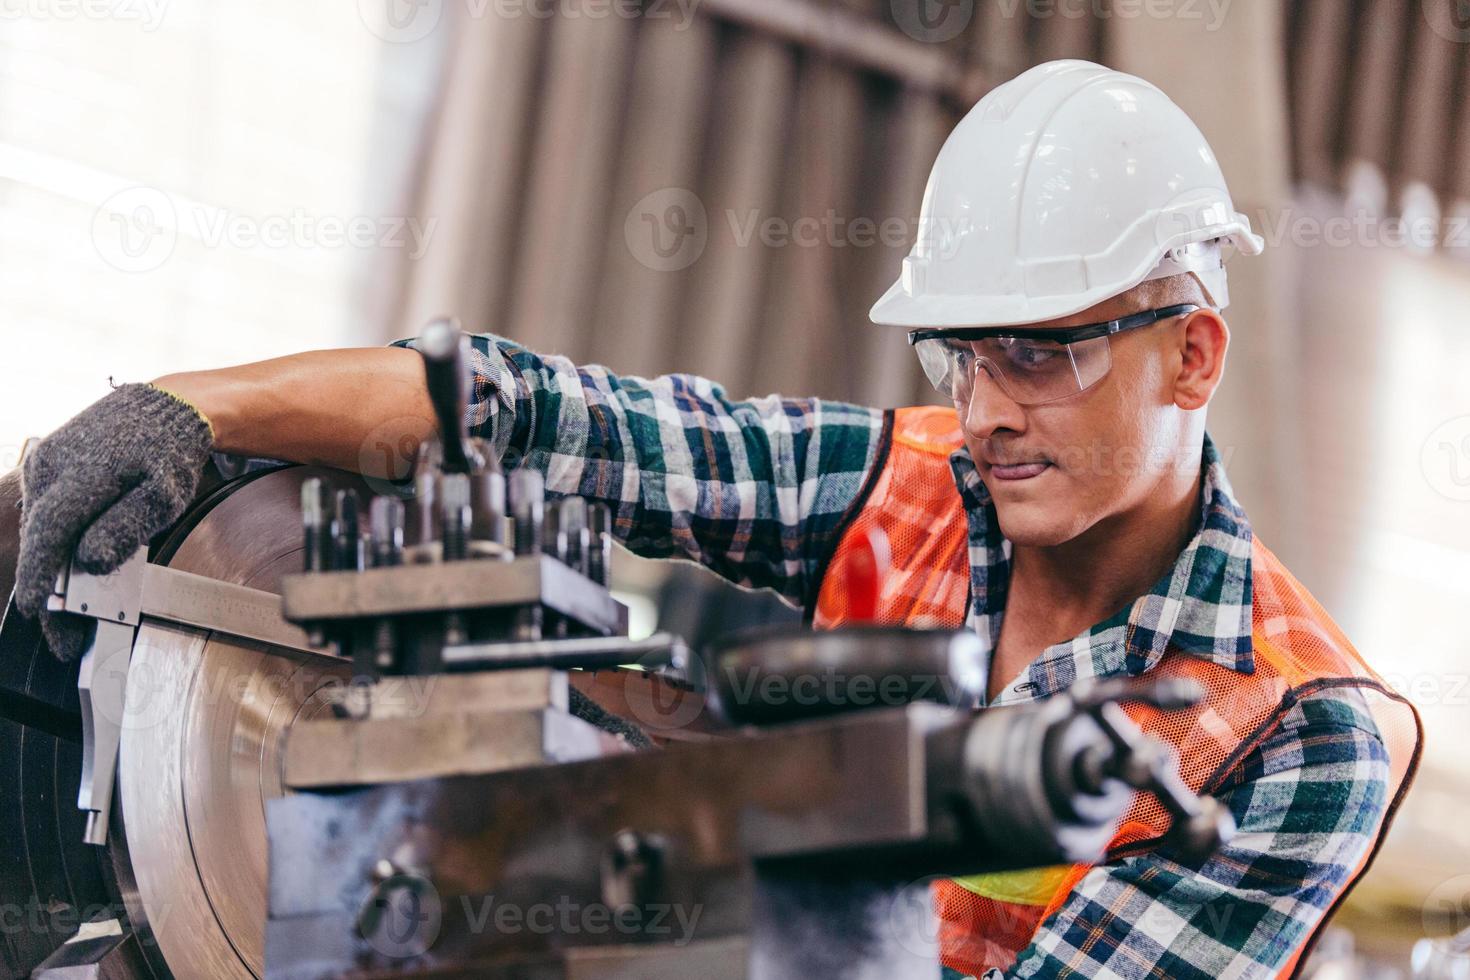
{"left": 418, "top": 317, "right": 474, "bottom": 474}
{"left": 1073, "top": 677, "right": 1236, "bottom": 859}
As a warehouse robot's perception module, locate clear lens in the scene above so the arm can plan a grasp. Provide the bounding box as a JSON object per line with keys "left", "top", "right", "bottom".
{"left": 912, "top": 334, "right": 1113, "bottom": 406}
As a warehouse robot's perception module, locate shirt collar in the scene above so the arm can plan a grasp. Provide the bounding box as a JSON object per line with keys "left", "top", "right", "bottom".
{"left": 948, "top": 434, "right": 1255, "bottom": 704}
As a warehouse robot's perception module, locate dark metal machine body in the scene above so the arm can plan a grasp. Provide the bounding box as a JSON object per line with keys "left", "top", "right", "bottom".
{"left": 264, "top": 692, "right": 1203, "bottom": 979}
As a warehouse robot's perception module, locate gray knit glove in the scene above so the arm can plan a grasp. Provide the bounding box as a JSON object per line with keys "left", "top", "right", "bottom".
{"left": 15, "top": 384, "right": 214, "bottom": 660}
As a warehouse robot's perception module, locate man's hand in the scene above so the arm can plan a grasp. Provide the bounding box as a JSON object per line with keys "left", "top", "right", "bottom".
{"left": 14, "top": 384, "right": 214, "bottom": 660}
{"left": 7, "top": 346, "right": 435, "bottom": 661}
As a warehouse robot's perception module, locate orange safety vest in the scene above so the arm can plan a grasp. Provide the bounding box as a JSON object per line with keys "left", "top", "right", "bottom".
{"left": 812, "top": 407, "right": 1423, "bottom": 979}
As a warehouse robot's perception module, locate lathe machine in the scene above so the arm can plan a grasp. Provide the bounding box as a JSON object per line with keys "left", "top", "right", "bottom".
{"left": 0, "top": 322, "right": 1231, "bottom": 979}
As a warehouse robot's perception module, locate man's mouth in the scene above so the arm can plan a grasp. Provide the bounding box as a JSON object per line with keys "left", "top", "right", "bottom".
{"left": 986, "top": 459, "right": 1052, "bottom": 481}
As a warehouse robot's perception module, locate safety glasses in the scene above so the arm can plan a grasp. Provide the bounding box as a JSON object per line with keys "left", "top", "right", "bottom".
{"left": 907, "top": 304, "right": 1201, "bottom": 407}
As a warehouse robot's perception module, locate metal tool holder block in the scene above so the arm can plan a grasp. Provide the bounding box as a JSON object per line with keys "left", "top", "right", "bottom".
{"left": 282, "top": 668, "right": 630, "bottom": 790}
{"left": 280, "top": 319, "right": 629, "bottom": 681}
{"left": 280, "top": 552, "right": 630, "bottom": 676}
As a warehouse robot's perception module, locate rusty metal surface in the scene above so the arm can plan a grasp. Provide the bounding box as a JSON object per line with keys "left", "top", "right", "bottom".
{"left": 265, "top": 704, "right": 957, "bottom": 975}
{"left": 568, "top": 667, "right": 726, "bottom": 744}
{"left": 263, "top": 676, "right": 1196, "bottom": 977}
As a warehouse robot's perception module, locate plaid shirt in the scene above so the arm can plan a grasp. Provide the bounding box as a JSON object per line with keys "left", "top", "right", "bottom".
{"left": 404, "top": 333, "right": 1391, "bottom": 980}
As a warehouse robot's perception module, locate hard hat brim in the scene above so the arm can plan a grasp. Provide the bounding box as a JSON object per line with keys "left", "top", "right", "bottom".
{"left": 869, "top": 226, "right": 1265, "bottom": 330}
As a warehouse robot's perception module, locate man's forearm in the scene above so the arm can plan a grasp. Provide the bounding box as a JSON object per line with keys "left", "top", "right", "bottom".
{"left": 154, "top": 347, "right": 435, "bottom": 479}
{"left": 152, "top": 334, "right": 885, "bottom": 604}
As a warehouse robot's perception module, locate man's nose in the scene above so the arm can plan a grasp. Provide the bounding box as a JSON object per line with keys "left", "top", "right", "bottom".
{"left": 959, "top": 367, "right": 1026, "bottom": 441}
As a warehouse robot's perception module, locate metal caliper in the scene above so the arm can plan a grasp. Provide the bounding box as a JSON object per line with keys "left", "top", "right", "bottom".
{"left": 49, "top": 546, "right": 317, "bottom": 845}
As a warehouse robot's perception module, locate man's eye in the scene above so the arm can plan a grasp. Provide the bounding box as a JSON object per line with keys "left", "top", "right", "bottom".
{"left": 1004, "top": 341, "right": 1063, "bottom": 369}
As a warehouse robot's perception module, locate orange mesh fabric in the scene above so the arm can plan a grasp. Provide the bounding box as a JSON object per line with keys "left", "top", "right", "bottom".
{"left": 935, "top": 884, "right": 1050, "bottom": 973}
{"left": 923, "top": 542, "right": 1422, "bottom": 978}
{"left": 810, "top": 409, "right": 1423, "bottom": 980}
{"left": 813, "top": 407, "right": 969, "bottom": 630}
{"left": 1101, "top": 540, "right": 1422, "bottom": 855}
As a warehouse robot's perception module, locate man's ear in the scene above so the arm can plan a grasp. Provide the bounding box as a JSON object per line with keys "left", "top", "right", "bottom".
{"left": 1173, "top": 309, "right": 1228, "bottom": 411}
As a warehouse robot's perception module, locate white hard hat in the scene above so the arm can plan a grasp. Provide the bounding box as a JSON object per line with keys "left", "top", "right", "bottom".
{"left": 870, "top": 60, "right": 1265, "bottom": 329}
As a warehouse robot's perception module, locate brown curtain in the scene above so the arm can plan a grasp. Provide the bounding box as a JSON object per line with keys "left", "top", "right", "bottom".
{"left": 383, "top": 0, "right": 1102, "bottom": 405}
{"left": 1288, "top": 0, "right": 1470, "bottom": 230}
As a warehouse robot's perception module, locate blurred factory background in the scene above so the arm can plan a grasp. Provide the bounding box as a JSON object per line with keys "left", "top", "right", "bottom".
{"left": 2, "top": 0, "right": 1469, "bottom": 974}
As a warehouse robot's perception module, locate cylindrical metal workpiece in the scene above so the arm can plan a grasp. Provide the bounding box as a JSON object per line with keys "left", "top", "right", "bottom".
{"left": 439, "top": 473, "right": 471, "bottom": 562}
{"left": 470, "top": 465, "right": 507, "bottom": 546}
{"left": 588, "top": 502, "right": 613, "bottom": 585}
{"left": 509, "top": 468, "right": 545, "bottom": 557}
{"left": 369, "top": 496, "right": 406, "bottom": 567}
{"left": 560, "top": 497, "right": 590, "bottom": 575}
{"left": 413, "top": 469, "right": 437, "bottom": 550}
{"left": 335, "top": 489, "right": 365, "bottom": 571}
{"left": 366, "top": 494, "right": 406, "bottom": 671}
{"left": 301, "top": 478, "right": 330, "bottom": 572}
{"left": 509, "top": 467, "right": 546, "bottom": 639}
{"left": 542, "top": 500, "right": 567, "bottom": 563}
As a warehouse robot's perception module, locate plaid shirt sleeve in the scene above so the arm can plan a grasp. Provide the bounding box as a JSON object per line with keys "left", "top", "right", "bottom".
{"left": 395, "top": 333, "right": 886, "bottom": 605}
{"left": 977, "top": 689, "right": 1392, "bottom": 980}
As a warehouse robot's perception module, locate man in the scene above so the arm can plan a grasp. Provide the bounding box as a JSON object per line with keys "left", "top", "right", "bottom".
{"left": 14, "top": 61, "right": 1418, "bottom": 978}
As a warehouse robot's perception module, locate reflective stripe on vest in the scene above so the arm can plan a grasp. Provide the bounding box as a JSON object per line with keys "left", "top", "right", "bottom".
{"left": 812, "top": 406, "right": 1423, "bottom": 979}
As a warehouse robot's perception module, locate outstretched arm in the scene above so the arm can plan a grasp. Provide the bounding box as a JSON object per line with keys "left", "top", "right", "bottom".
{"left": 391, "top": 334, "right": 887, "bottom": 604}
{"left": 13, "top": 336, "right": 886, "bottom": 657}
{"left": 156, "top": 346, "right": 437, "bottom": 479}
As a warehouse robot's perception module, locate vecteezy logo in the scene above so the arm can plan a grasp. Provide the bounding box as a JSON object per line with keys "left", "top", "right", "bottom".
{"left": 357, "top": 0, "right": 444, "bottom": 43}
{"left": 1422, "top": 415, "right": 1470, "bottom": 502}
{"left": 1423, "top": 875, "right": 1470, "bottom": 937}
{"left": 883, "top": 876, "right": 944, "bottom": 959}
{"left": 359, "top": 870, "right": 443, "bottom": 959}
{"left": 1423, "top": 0, "right": 1470, "bottom": 42}
{"left": 890, "top": 0, "right": 973, "bottom": 44}
{"left": 92, "top": 186, "right": 177, "bottom": 273}
{"left": 623, "top": 188, "right": 707, "bottom": 272}
{"left": 622, "top": 659, "right": 707, "bottom": 733}
{"left": 358, "top": 416, "right": 435, "bottom": 498}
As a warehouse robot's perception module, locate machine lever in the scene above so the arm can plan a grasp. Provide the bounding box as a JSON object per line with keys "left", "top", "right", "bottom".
{"left": 418, "top": 317, "right": 475, "bottom": 474}
{"left": 1073, "top": 676, "right": 1204, "bottom": 712}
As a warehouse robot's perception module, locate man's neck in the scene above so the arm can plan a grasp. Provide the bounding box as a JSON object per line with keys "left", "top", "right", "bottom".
{"left": 988, "top": 448, "right": 1205, "bottom": 699}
